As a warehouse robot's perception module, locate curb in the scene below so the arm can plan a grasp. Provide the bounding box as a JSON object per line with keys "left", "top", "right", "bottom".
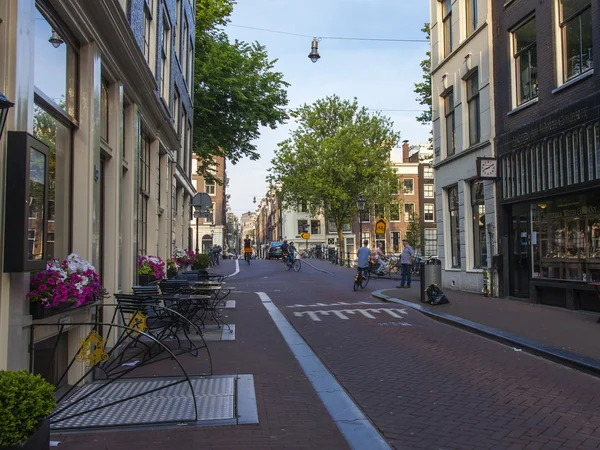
{"left": 372, "top": 289, "right": 600, "bottom": 378}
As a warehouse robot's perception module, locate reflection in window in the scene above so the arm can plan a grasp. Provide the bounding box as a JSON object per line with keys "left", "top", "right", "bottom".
{"left": 28, "top": 149, "right": 46, "bottom": 261}
{"left": 471, "top": 181, "right": 487, "bottom": 268}
{"left": 310, "top": 220, "right": 321, "bottom": 235}
{"left": 34, "top": 7, "right": 77, "bottom": 119}
{"left": 390, "top": 203, "right": 400, "bottom": 221}
{"left": 513, "top": 18, "right": 538, "bottom": 105}
{"left": 560, "top": 0, "right": 593, "bottom": 82}
{"left": 532, "top": 196, "right": 600, "bottom": 281}
{"left": 402, "top": 179, "right": 414, "bottom": 195}
{"left": 448, "top": 186, "right": 461, "bottom": 267}
{"left": 33, "top": 105, "right": 71, "bottom": 261}
{"left": 404, "top": 203, "right": 415, "bottom": 222}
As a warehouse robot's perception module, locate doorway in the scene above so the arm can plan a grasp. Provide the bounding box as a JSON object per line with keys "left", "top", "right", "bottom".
{"left": 510, "top": 204, "right": 531, "bottom": 298}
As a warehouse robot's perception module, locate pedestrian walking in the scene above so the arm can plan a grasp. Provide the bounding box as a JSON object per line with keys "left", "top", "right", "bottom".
{"left": 397, "top": 238, "right": 414, "bottom": 288}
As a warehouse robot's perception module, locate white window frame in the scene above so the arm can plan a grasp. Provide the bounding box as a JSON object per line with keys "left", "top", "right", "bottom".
{"left": 424, "top": 203, "right": 435, "bottom": 222}
{"left": 402, "top": 178, "right": 415, "bottom": 195}
{"left": 404, "top": 202, "right": 416, "bottom": 222}
{"left": 424, "top": 183, "right": 434, "bottom": 198}
{"left": 205, "top": 180, "right": 216, "bottom": 195}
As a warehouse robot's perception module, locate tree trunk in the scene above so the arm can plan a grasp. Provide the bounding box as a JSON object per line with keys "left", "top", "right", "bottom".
{"left": 337, "top": 228, "right": 345, "bottom": 266}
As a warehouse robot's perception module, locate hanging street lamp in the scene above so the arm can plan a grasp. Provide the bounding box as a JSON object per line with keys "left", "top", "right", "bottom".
{"left": 308, "top": 37, "right": 321, "bottom": 63}
{"left": 0, "top": 92, "right": 14, "bottom": 141}
{"left": 49, "top": 30, "right": 64, "bottom": 48}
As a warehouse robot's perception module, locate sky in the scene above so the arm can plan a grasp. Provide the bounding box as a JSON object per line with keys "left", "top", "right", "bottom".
{"left": 225, "top": 0, "right": 431, "bottom": 218}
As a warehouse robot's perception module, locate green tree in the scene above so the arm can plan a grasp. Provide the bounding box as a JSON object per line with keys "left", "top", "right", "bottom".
{"left": 268, "top": 95, "right": 400, "bottom": 256}
{"left": 406, "top": 214, "right": 422, "bottom": 254}
{"left": 194, "top": 0, "right": 290, "bottom": 181}
{"left": 414, "top": 23, "right": 431, "bottom": 127}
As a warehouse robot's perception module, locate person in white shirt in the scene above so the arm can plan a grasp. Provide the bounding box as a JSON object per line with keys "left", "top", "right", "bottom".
{"left": 373, "top": 243, "right": 386, "bottom": 274}
{"left": 397, "top": 239, "right": 415, "bottom": 288}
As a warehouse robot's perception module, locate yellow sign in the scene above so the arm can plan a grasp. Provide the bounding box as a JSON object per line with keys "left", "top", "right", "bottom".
{"left": 75, "top": 330, "right": 109, "bottom": 366}
{"left": 375, "top": 218, "right": 388, "bottom": 235}
{"left": 129, "top": 311, "right": 148, "bottom": 333}
{"left": 300, "top": 232, "right": 311, "bottom": 239}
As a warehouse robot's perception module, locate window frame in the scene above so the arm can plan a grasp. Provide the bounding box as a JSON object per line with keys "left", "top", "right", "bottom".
{"left": 205, "top": 180, "right": 216, "bottom": 195}
{"left": 404, "top": 203, "right": 416, "bottom": 222}
{"left": 466, "top": 70, "right": 481, "bottom": 146}
{"left": 512, "top": 17, "right": 538, "bottom": 107}
{"left": 424, "top": 203, "right": 435, "bottom": 222}
{"left": 424, "top": 183, "right": 434, "bottom": 198}
{"left": 466, "top": 0, "right": 478, "bottom": 37}
{"left": 441, "top": 0, "right": 453, "bottom": 57}
{"left": 448, "top": 185, "right": 461, "bottom": 268}
{"left": 559, "top": 0, "right": 593, "bottom": 83}
{"left": 444, "top": 90, "right": 456, "bottom": 156}
{"left": 402, "top": 178, "right": 415, "bottom": 195}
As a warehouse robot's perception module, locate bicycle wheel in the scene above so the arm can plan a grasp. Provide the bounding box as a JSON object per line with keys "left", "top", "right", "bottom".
{"left": 293, "top": 259, "right": 301, "bottom": 272}
{"left": 285, "top": 260, "right": 293, "bottom": 271}
{"left": 360, "top": 270, "right": 370, "bottom": 289}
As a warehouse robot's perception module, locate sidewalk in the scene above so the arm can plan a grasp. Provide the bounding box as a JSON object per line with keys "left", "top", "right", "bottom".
{"left": 303, "top": 257, "right": 600, "bottom": 373}
{"left": 51, "top": 259, "right": 350, "bottom": 450}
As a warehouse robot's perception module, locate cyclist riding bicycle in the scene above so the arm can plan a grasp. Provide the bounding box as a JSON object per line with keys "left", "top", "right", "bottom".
{"left": 243, "top": 235, "right": 253, "bottom": 260}
{"left": 356, "top": 240, "right": 371, "bottom": 279}
{"left": 287, "top": 242, "right": 297, "bottom": 263}
{"left": 281, "top": 240, "right": 289, "bottom": 260}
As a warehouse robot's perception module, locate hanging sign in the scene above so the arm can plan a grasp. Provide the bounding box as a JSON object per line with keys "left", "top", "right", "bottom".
{"left": 375, "top": 218, "right": 388, "bottom": 235}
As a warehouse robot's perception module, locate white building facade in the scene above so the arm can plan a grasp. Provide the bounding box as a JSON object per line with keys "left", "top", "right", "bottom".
{"left": 430, "top": 0, "right": 498, "bottom": 294}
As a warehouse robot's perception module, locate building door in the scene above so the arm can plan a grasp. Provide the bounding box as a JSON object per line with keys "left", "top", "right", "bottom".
{"left": 510, "top": 204, "right": 531, "bottom": 298}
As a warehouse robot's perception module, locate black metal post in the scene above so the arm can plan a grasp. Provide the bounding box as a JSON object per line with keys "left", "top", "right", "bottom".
{"left": 195, "top": 217, "right": 199, "bottom": 253}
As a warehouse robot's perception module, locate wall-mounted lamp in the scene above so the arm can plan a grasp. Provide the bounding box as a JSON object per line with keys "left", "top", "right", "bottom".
{"left": 49, "top": 30, "right": 64, "bottom": 48}
{"left": 308, "top": 37, "right": 321, "bottom": 63}
{"left": 0, "top": 92, "right": 14, "bottom": 140}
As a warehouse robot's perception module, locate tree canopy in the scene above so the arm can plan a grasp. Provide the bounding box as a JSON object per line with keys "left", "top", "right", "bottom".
{"left": 414, "top": 23, "right": 431, "bottom": 127}
{"left": 268, "top": 95, "right": 400, "bottom": 249}
{"left": 193, "top": 0, "right": 290, "bottom": 180}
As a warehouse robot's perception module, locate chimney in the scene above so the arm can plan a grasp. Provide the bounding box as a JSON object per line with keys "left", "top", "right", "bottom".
{"left": 402, "top": 140, "right": 409, "bottom": 163}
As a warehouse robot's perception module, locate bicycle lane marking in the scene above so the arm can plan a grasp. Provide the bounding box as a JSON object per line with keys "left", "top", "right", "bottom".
{"left": 257, "top": 291, "right": 391, "bottom": 450}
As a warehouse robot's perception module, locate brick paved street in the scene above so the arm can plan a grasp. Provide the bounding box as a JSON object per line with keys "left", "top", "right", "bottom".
{"left": 51, "top": 259, "right": 600, "bottom": 449}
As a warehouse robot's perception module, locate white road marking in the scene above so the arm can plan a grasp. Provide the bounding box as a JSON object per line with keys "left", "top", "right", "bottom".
{"left": 293, "top": 308, "right": 409, "bottom": 322}
{"left": 287, "top": 301, "right": 385, "bottom": 308}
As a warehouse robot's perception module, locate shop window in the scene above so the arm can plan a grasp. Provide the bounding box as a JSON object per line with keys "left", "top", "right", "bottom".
{"left": 390, "top": 203, "right": 400, "bottom": 222}
{"left": 466, "top": 70, "right": 480, "bottom": 146}
{"left": 424, "top": 228, "right": 437, "bottom": 257}
{"left": 512, "top": 17, "right": 538, "bottom": 106}
{"left": 444, "top": 91, "right": 455, "bottom": 156}
{"left": 471, "top": 181, "right": 486, "bottom": 269}
{"left": 532, "top": 195, "right": 600, "bottom": 282}
{"left": 424, "top": 204, "right": 435, "bottom": 222}
{"left": 466, "top": 0, "right": 478, "bottom": 36}
{"left": 138, "top": 133, "right": 151, "bottom": 255}
{"left": 448, "top": 186, "right": 461, "bottom": 267}
{"left": 33, "top": 8, "right": 78, "bottom": 120}
{"left": 311, "top": 220, "right": 321, "bottom": 235}
{"left": 559, "top": 0, "right": 592, "bottom": 82}
{"left": 441, "top": 0, "right": 452, "bottom": 57}
{"left": 33, "top": 105, "right": 72, "bottom": 261}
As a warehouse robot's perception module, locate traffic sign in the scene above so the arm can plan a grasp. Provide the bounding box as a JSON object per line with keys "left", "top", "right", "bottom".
{"left": 300, "top": 232, "right": 311, "bottom": 240}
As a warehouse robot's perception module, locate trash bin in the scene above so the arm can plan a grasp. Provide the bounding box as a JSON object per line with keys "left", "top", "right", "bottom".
{"left": 420, "top": 258, "right": 442, "bottom": 303}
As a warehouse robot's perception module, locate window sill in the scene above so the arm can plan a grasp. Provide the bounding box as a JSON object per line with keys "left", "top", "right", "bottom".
{"left": 552, "top": 70, "right": 594, "bottom": 95}
{"left": 445, "top": 268, "right": 462, "bottom": 272}
{"left": 507, "top": 97, "right": 538, "bottom": 116}
{"left": 466, "top": 269, "right": 484, "bottom": 273}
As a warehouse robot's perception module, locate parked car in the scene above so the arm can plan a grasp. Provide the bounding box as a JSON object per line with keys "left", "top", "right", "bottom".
{"left": 267, "top": 241, "right": 284, "bottom": 259}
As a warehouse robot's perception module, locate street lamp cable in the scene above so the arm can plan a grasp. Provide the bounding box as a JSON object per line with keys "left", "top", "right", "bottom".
{"left": 228, "top": 24, "right": 429, "bottom": 43}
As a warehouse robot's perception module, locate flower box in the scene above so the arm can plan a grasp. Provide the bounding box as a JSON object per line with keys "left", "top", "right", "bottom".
{"left": 138, "top": 274, "right": 157, "bottom": 286}
{"left": 29, "top": 301, "right": 74, "bottom": 321}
